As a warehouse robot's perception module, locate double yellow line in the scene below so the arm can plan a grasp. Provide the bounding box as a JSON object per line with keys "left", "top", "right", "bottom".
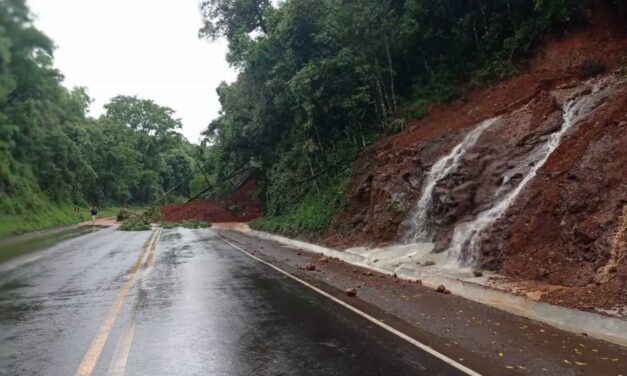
{"left": 74, "top": 228, "right": 161, "bottom": 376}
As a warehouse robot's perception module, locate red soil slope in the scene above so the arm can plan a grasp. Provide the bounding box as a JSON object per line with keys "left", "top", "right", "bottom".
{"left": 161, "top": 177, "right": 261, "bottom": 223}
{"left": 325, "top": 7, "right": 627, "bottom": 311}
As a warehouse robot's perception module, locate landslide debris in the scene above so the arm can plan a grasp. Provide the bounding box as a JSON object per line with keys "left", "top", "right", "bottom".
{"left": 161, "top": 177, "right": 261, "bottom": 223}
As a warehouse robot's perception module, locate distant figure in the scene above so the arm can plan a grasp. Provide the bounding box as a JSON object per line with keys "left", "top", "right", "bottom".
{"left": 90, "top": 207, "right": 99, "bottom": 226}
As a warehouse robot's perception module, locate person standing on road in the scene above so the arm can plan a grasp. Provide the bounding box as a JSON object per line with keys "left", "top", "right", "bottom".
{"left": 90, "top": 207, "right": 98, "bottom": 226}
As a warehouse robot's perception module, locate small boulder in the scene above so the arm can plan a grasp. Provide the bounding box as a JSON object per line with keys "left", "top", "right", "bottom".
{"left": 436, "top": 285, "right": 451, "bottom": 294}
{"left": 319, "top": 256, "right": 329, "bottom": 264}
{"left": 473, "top": 270, "right": 483, "bottom": 277}
{"left": 345, "top": 288, "right": 358, "bottom": 297}
{"left": 305, "top": 263, "right": 316, "bottom": 271}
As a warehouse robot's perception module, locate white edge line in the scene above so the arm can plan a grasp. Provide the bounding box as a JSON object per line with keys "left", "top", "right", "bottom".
{"left": 217, "top": 233, "right": 482, "bottom": 376}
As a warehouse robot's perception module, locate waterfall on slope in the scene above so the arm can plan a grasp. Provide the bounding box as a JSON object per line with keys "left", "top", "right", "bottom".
{"left": 448, "top": 79, "right": 618, "bottom": 266}
{"left": 401, "top": 117, "right": 499, "bottom": 243}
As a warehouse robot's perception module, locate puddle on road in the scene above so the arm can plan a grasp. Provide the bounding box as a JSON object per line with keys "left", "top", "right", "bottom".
{"left": 0, "top": 226, "right": 106, "bottom": 265}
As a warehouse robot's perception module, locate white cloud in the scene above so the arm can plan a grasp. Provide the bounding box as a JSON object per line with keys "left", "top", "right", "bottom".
{"left": 27, "top": 0, "right": 237, "bottom": 143}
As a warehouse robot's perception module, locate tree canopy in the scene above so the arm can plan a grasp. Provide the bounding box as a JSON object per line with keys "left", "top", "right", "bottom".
{"left": 0, "top": 0, "right": 196, "bottom": 229}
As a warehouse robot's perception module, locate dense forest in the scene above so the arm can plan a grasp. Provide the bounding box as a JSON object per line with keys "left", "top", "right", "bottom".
{"left": 197, "top": 0, "right": 625, "bottom": 233}
{"left": 0, "top": 0, "right": 196, "bottom": 235}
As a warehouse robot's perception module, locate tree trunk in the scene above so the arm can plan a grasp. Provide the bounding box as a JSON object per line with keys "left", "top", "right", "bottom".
{"left": 384, "top": 37, "right": 397, "bottom": 114}
{"left": 374, "top": 59, "right": 392, "bottom": 120}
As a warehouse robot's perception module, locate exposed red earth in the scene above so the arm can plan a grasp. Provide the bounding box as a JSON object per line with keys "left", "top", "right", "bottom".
{"left": 317, "top": 7, "right": 627, "bottom": 312}
{"left": 161, "top": 177, "right": 262, "bottom": 223}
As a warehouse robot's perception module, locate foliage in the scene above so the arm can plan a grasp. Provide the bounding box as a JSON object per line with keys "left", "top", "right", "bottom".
{"left": 250, "top": 176, "right": 347, "bottom": 234}
{"left": 142, "top": 205, "right": 163, "bottom": 222}
{"left": 198, "top": 0, "right": 590, "bottom": 233}
{"left": 0, "top": 0, "right": 198, "bottom": 236}
{"left": 118, "top": 218, "right": 151, "bottom": 232}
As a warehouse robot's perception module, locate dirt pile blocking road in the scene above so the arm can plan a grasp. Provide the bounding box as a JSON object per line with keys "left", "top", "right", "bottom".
{"left": 161, "top": 178, "right": 262, "bottom": 223}
{"left": 324, "top": 7, "right": 627, "bottom": 312}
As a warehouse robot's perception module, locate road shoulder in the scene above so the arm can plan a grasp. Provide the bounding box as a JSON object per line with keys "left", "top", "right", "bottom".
{"left": 215, "top": 228, "right": 627, "bottom": 376}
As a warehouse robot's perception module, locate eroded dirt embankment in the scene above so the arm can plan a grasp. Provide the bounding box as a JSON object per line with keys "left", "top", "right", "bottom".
{"left": 324, "top": 9, "right": 627, "bottom": 312}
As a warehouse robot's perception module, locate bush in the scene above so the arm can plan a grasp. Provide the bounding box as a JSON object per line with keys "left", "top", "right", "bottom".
{"left": 116, "top": 210, "right": 126, "bottom": 222}
{"left": 119, "top": 218, "right": 151, "bottom": 231}
{"left": 143, "top": 206, "right": 162, "bottom": 222}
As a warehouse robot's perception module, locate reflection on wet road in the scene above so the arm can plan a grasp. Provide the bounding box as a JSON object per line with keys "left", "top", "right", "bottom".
{"left": 0, "top": 228, "right": 467, "bottom": 376}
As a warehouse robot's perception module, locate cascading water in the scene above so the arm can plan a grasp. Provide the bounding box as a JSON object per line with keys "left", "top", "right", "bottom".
{"left": 401, "top": 117, "right": 499, "bottom": 243}
{"left": 448, "top": 79, "right": 617, "bottom": 267}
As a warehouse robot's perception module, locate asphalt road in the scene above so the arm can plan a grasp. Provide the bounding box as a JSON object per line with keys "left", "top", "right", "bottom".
{"left": 0, "top": 227, "right": 471, "bottom": 376}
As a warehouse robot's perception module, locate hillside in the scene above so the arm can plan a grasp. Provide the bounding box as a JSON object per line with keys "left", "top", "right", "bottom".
{"left": 319, "top": 8, "right": 627, "bottom": 312}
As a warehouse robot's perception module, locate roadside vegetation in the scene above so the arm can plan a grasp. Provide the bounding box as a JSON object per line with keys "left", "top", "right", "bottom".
{"left": 0, "top": 205, "right": 122, "bottom": 238}
{"left": 0, "top": 0, "right": 200, "bottom": 237}
{"left": 119, "top": 218, "right": 152, "bottom": 232}
{"left": 250, "top": 175, "right": 348, "bottom": 234}
{"left": 195, "top": 0, "right": 626, "bottom": 234}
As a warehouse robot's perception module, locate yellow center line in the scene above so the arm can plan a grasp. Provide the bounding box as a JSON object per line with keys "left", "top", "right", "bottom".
{"left": 74, "top": 229, "right": 158, "bottom": 376}
{"left": 106, "top": 323, "right": 136, "bottom": 376}
{"left": 107, "top": 228, "right": 161, "bottom": 376}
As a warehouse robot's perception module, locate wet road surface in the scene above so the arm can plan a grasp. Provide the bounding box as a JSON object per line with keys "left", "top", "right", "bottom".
{"left": 0, "top": 227, "right": 470, "bottom": 376}
{"left": 219, "top": 229, "right": 627, "bottom": 376}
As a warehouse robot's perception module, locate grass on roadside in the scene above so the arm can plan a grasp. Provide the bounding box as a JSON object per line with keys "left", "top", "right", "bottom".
{"left": 0, "top": 203, "right": 123, "bottom": 239}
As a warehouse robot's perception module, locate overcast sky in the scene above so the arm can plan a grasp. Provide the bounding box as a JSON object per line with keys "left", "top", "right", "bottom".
{"left": 27, "top": 0, "right": 237, "bottom": 143}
